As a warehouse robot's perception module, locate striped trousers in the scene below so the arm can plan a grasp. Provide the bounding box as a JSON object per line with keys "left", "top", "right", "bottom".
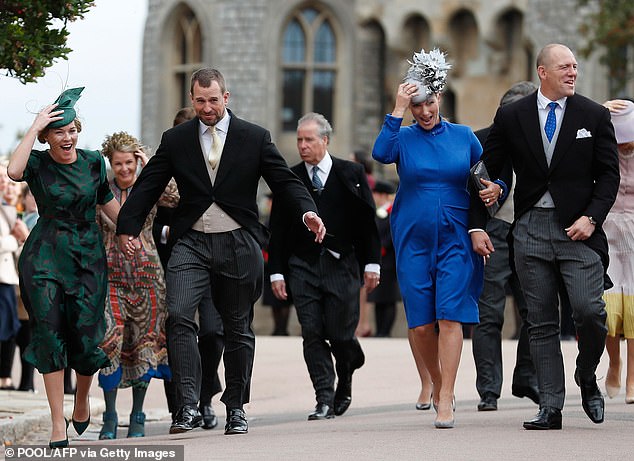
{"left": 513, "top": 208, "right": 607, "bottom": 409}
{"left": 165, "top": 229, "right": 262, "bottom": 409}
{"left": 287, "top": 251, "right": 364, "bottom": 405}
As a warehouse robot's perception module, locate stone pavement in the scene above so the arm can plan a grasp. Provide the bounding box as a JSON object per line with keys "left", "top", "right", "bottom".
{"left": 1, "top": 336, "right": 632, "bottom": 460}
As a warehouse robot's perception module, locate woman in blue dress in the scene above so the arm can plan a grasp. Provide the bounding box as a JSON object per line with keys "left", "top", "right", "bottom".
{"left": 372, "top": 49, "right": 503, "bottom": 428}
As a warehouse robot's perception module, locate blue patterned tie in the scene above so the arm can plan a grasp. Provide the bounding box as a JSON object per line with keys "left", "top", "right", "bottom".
{"left": 311, "top": 166, "right": 323, "bottom": 193}
{"left": 544, "top": 102, "right": 558, "bottom": 142}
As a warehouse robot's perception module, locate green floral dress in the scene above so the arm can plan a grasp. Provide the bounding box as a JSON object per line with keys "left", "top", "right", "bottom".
{"left": 18, "top": 149, "right": 113, "bottom": 375}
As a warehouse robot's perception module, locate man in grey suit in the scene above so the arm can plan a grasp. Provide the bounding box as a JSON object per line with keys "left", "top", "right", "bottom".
{"left": 268, "top": 113, "right": 381, "bottom": 420}
{"left": 117, "top": 68, "right": 325, "bottom": 435}
{"left": 470, "top": 44, "right": 619, "bottom": 429}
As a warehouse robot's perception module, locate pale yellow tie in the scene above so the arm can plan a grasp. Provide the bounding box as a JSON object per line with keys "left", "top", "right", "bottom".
{"left": 208, "top": 125, "right": 222, "bottom": 169}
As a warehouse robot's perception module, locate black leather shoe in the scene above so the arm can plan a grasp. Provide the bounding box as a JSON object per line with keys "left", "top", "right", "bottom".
{"left": 575, "top": 369, "right": 604, "bottom": 424}
{"left": 169, "top": 405, "right": 203, "bottom": 434}
{"left": 512, "top": 384, "right": 540, "bottom": 405}
{"left": 334, "top": 349, "right": 365, "bottom": 416}
{"left": 334, "top": 396, "right": 352, "bottom": 416}
{"left": 523, "top": 406, "right": 562, "bottom": 430}
{"left": 308, "top": 403, "right": 335, "bottom": 421}
{"left": 477, "top": 393, "right": 498, "bottom": 411}
{"left": 199, "top": 404, "right": 218, "bottom": 430}
{"left": 224, "top": 408, "right": 248, "bottom": 435}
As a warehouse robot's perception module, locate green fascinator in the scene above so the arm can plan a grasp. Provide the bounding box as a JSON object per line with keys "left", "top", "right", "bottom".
{"left": 48, "top": 87, "right": 84, "bottom": 128}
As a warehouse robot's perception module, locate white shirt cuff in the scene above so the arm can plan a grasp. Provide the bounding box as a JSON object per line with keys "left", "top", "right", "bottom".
{"left": 161, "top": 226, "right": 169, "bottom": 244}
{"left": 468, "top": 228, "right": 486, "bottom": 234}
{"left": 365, "top": 263, "right": 380, "bottom": 274}
{"left": 270, "top": 273, "right": 285, "bottom": 282}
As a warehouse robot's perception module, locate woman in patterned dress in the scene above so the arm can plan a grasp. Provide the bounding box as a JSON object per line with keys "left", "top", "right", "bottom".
{"left": 97, "top": 132, "right": 171, "bottom": 439}
{"left": 8, "top": 88, "right": 122, "bottom": 448}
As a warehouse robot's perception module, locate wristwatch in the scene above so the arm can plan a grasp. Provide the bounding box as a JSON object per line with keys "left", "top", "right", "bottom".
{"left": 587, "top": 216, "right": 597, "bottom": 225}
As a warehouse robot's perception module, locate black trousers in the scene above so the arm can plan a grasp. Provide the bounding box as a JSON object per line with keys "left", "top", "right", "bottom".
{"left": 163, "top": 288, "right": 224, "bottom": 414}
{"left": 166, "top": 229, "right": 262, "bottom": 409}
{"left": 287, "top": 251, "right": 364, "bottom": 405}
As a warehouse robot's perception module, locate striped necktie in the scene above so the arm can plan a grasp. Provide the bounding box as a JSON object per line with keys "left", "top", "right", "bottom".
{"left": 311, "top": 166, "right": 323, "bottom": 193}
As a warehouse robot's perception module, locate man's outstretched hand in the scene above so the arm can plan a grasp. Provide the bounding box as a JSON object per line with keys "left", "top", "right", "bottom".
{"left": 303, "top": 211, "right": 326, "bottom": 243}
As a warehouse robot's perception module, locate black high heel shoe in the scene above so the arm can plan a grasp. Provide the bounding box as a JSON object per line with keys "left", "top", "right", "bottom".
{"left": 49, "top": 418, "right": 69, "bottom": 448}
{"left": 72, "top": 394, "right": 91, "bottom": 435}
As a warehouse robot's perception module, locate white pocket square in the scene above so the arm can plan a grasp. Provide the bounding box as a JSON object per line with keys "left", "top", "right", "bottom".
{"left": 576, "top": 128, "right": 592, "bottom": 139}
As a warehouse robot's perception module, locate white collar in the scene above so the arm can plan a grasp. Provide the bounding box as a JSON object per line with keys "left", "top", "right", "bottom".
{"left": 537, "top": 89, "right": 567, "bottom": 111}
{"left": 305, "top": 152, "right": 332, "bottom": 176}
{"left": 198, "top": 110, "right": 231, "bottom": 137}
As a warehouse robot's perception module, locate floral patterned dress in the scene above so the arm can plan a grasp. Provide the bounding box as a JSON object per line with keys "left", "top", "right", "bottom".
{"left": 97, "top": 179, "right": 174, "bottom": 390}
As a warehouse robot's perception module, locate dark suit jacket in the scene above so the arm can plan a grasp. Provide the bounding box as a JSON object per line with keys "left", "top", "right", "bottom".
{"left": 268, "top": 156, "right": 381, "bottom": 278}
{"left": 152, "top": 205, "right": 174, "bottom": 269}
{"left": 117, "top": 110, "right": 317, "bottom": 247}
{"left": 470, "top": 92, "right": 620, "bottom": 278}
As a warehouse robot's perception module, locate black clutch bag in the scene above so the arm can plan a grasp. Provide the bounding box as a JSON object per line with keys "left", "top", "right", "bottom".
{"left": 470, "top": 160, "right": 500, "bottom": 217}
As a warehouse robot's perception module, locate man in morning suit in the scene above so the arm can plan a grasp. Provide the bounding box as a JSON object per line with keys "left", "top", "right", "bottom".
{"left": 268, "top": 112, "right": 381, "bottom": 420}
{"left": 472, "top": 81, "right": 540, "bottom": 412}
{"left": 117, "top": 68, "right": 325, "bottom": 435}
{"left": 470, "top": 44, "right": 619, "bottom": 430}
{"left": 154, "top": 107, "right": 225, "bottom": 430}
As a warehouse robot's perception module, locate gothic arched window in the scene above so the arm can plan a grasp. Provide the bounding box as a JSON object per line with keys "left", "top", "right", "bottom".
{"left": 281, "top": 7, "right": 338, "bottom": 131}
{"left": 172, "top": 8, "right": 202, "bottom": 109}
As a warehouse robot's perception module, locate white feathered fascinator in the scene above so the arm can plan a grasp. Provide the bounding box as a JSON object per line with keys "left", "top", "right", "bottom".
{"left": 404, "top": 48, "right": 451, "bottom": 103}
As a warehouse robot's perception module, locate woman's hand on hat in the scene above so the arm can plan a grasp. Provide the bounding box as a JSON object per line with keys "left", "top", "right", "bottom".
{"left": 33, "top": 103, "right": 64, "bottom": 132}
{"left": 393, "top": 83, "right": 417, "bottom": 117}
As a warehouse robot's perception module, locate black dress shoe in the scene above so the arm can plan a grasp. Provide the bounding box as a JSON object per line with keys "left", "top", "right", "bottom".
{"left": 575, "top": 370, "right": 604, "bottom": 424}
{"left": 512, "top": 384, "right": 540, "bottom": 405}
{"left": 334, "top": 376, "right": 352, "bottom": 416}
{"left": 333, "top": 350, "right": 365, "bottom": 417}
{"left": 477, "top": 393, "right": 498, "bottom": 411}
{"left": 334, "top": 396, "right": 352, "bottom": 416}
{"left": 523, "top": 406, "right": 562, "bottom": 430}
{"left": 169, "top": 405, "right": 203, "bottom": 434}
{"left": 199, "top": 404, "right": 218, "bottom": 430}
{"left": 224, "top": 408, "right": 248, "bottom": 435}
{"left": 308, "top": 403, "right": 335, "bottom": 421}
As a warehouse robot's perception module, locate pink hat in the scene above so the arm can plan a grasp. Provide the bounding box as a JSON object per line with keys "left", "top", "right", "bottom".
{"left": 611, "top": 100, "right": 634, "bottom": 144}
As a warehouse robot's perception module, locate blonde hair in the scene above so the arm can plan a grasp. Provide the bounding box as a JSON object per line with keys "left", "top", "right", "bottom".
{"left": 37, "top": 119, "right": 83, "bottom": 144}
{"left": 101, "top": 131, "right": 145, "bottom": 161}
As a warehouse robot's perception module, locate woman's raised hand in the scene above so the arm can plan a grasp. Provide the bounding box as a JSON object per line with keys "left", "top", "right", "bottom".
{"left": 32, "top": 103, "right": 64, "bottom": 133}
{"left": 392, "top": 83, "right": 418, "bottom": 118}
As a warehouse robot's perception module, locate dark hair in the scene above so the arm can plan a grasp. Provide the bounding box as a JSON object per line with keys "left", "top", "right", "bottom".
{"left": 352, "top": 148, "right": 374, "bottom": 175}
{"left": 173, "top": 107, "right": 196, "bottom": 127}
{"left": 190, "top": 68, "right": 227, "bottom": 94}
{"left": 500, "top": 81, "right": 538, "bottom": 106}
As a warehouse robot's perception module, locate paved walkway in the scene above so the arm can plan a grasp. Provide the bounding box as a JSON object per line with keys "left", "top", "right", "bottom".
{"left": 1, "top": 337, "right": 632, "bottom": 460}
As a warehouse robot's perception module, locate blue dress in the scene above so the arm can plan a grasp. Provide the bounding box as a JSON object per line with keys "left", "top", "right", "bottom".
{"left": 372, "top": 115, "right": 483, "bottom": 328}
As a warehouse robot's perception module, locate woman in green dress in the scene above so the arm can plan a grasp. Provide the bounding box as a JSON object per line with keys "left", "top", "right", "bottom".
{"left": 8, "top": 88, "right": 123, "bottom": 448}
